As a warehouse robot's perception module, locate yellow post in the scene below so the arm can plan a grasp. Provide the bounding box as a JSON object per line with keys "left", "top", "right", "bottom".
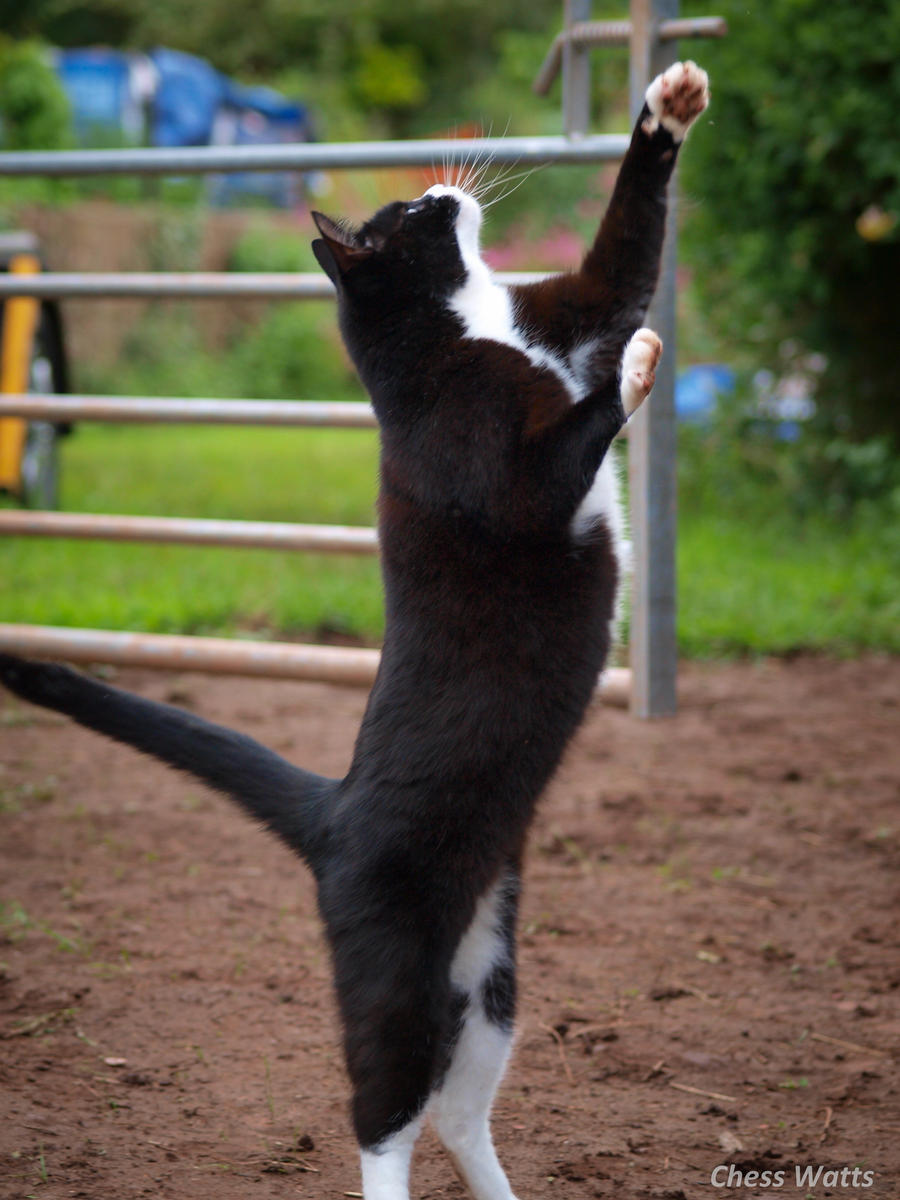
{"left": 0, "top": 254, "right": 41, "bottom": 495}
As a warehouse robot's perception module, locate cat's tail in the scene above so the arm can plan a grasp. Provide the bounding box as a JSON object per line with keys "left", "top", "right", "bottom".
{"left": 0, "top": 653, "right": 336, "bottom": 870}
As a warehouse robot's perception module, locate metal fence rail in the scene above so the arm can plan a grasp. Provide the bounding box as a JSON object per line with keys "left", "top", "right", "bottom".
{"left": 0, "top": 623, "right": 384, "bottom": 687}
{"left": 0, "top": 271, "right": 546, "bottom": 300}
{"left": 0, "top": 395, "right": 378, "bottom": 426}
{"left": 0, "top": 623, "right": 632, "bottom": 705}
{"left": 0, "top": 510, "right": 379, "bottom": 554}
{"left": 534, "top": 14, "right": 726, "bottom": 93}
{"left": 0, "top": 134, "right": 629, "bottom": 179}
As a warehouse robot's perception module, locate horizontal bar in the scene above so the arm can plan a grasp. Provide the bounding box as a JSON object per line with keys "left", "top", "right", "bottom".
{"left": 0, "top": 391, "right": 627, "bottom": 439}
{"left": 0, "top": 134, "right": 629, "bottom": 179}
{"left": 534, "top": 15, "right": 727, "bottom": 94}
{"left": 0, "top": 394, "right": 377, "bottom": 428}
{"left": 0, "top": 510, "right": 378, "bottom": 554}
{"left": 0, "top": 270, "right": 548, "bottom": 300}
{"left": 0, "top": 623, "right": 381, "bottom": 687}
{"left": 0, "top": 623, "right": 631, "bottom": 704}
{"left": 0, "top": 272, "right": 330, "bottom": 300}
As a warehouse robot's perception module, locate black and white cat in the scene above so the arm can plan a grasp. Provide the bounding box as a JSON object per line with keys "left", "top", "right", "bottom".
{"left": 0, "top": 61, "right": 708, "bottom": 1200}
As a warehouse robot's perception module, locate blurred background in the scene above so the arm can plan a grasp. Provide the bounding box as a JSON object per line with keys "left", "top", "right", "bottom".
{"left": 0, "top": 0, "right": 897, "bottom": 658}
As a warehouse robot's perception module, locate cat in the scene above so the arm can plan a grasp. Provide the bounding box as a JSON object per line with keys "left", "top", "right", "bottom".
{"left": 0, "top": 61, "right": 709, "bottom": 1200}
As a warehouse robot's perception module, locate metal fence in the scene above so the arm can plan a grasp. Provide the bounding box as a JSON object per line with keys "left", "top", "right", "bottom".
{"left": 0, "top": 0, "right": 725, "bottom": 716}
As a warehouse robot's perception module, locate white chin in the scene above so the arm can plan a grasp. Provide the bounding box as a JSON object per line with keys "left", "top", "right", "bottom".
{"left": 425, "top": 184, "right": 482, "bottom": 260}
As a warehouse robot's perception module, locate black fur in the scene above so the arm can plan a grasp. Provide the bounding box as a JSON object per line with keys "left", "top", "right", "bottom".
{"left": 0, "top": 77, "right": 700, "bottom": 1172}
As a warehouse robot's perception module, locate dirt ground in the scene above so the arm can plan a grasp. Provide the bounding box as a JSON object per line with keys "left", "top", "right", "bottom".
{"left": 1, "top": 656, "right": 897, "bottom": 1200}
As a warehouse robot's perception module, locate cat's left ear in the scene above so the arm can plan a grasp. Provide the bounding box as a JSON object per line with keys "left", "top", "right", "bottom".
{"left": 311, "top": 212, "right": 376, "bottom": 284}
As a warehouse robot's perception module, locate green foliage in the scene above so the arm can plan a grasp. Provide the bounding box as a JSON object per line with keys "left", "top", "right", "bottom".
{"left": 6, "top": 0, "right": 564, "bottom": 136}
{"left": 351, "top": 43, "right": 426, "bottom": 114}
{"left": 226, "top": 227, "right": 355, "bottom": 399}
{"left": 76, "top": 223, "right": 353, "bottom": 402}
{"left": 677, "top": 419, "right": 900, "bottom": 657}
{"left": 681, "top": 0, "right": 900, "bottom": 444}
{"left": 81, "top": 302, "right": 352, "bottom": 403}
{"left": 0, "top": 36, "right": 70, "bottom": 151}
{"left": 230, "top": 303, "right": 353, "bottom": 400}
{"left": 678, "top": 381, "right": 900, "bottom": 523}
{"left": 227, "top": 224, "right": 319, "bottom": 273}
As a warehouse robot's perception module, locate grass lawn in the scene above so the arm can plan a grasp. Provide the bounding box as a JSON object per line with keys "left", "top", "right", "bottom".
{"left": 1, "top": 422, "right": 385, "bottom": 641}
{"left": 1, "top": 422, "right": 896, "bottom": 656}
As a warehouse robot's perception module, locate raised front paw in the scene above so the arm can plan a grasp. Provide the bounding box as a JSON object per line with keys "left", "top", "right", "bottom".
{"left": 621, "top": 328, "right": 662, "bottom": 417}
{"left": 643, "top": 61, "right": 709, "bottom": 142}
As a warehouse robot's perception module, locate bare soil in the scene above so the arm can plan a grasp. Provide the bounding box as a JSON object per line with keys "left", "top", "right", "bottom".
{"left": 1, "top": 656, "right": 898, "bottom": 1200}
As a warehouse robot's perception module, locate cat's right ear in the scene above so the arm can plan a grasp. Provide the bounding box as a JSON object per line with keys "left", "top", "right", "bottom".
{"left": 311, "top": 212, "right": 374, "bottom": 284}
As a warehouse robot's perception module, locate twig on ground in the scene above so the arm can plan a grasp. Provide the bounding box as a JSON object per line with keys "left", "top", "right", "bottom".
{"left": 539, "top": 1021, "right": 574, "bottom": 1084}
{"left": 820, "top": 1106, "right": 833, "bottom": 1144}
{"left": 810, "top": 1031, "right": 887, "bottom": 1058}
{"left": 669, "top": 1081, "right": 737, "bottom": 1103}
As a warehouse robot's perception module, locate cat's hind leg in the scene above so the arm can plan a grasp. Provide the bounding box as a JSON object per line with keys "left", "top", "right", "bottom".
{"left": 431, "top": 871, "right": 520, "bottom": 1200}
{"left": 360, "top": 1117, "right": 426, "bottom": 1200}
{"left": 326, "top": 900, "right": 455, "bottom": 1200}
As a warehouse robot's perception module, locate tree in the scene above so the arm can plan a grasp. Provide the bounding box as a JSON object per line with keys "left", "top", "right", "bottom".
{"left": 681, "top": 0, "right": 900, "bottom": 444}
{"left": 0, "top": 37, "right": 70, "bottom": 151}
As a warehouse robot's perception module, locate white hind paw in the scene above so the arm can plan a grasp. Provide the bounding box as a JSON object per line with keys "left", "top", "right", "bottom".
{"left": 644, "top": 60, "right": 709, "bottom": 142}
{"left": 621, "top": 328, "right": 662, "bottom": 417}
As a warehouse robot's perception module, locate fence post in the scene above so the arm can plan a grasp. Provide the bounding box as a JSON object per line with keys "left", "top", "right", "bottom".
{"left": 563, "top": 0, "right": 593, "bottom": 137}
{"left": 627, "top": 0, "right": 679, "bottom": 717}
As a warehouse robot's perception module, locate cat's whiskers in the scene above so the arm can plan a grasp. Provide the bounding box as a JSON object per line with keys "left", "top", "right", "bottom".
{"left": 480, "top": 163, "right": 546, "bottom": 210}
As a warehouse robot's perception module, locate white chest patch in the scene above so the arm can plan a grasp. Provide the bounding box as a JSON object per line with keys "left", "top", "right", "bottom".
{"left": 448, "top": 248, "right": 580, "bottom": 400}
{"left": 432, "top": 183, "right": 624, "bottom": 569}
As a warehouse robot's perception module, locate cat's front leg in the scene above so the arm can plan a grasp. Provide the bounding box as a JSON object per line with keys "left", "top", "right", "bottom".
{"left": 509, "top": 62, "right": 707, "bottom": 376}
{"left": 620, "top": 327, "right": 663, "bottom": 417}
{"left": 574, "top": 61, "right": 709, "bottom": 344}
{"left": 526, "top": 331, "right": 661, "bottom": 531}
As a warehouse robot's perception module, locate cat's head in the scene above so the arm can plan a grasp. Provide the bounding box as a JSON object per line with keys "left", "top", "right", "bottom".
{"left": 311, "top": 184, "right": 484, "bottom": 308}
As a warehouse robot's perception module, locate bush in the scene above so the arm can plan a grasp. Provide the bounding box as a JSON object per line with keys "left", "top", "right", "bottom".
{"left": 681, "top": 0, "right": 900, "bottom": 445}
{"left": 0, "top": 37, "right": 70, "bottom": 151}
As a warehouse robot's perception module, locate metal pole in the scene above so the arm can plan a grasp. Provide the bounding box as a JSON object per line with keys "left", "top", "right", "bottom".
{"left": 534, "top": 16, "right": 726, "bottom": 95}
{"left": 0, "top": 510, "right": 379, "bottom": 554}
{"left": 0, "top": 623, "right": 383, "bottom": 687}
{"left": 0, "top": 395, "right": 378, "bottom": 428}
{"left": 0, "top": 270, "right": 550, "bottom": 300}
{"left": 0, "top": 623, "right": 632, "bottom": 705}
{"left": 628, "top": 0, "right": 679, "bottom": 717}
{"left": 563, "top": 0, "right": 594, "bottom": 137}
{"left": 0, "top": 134, "right": 629, "bottom": 178}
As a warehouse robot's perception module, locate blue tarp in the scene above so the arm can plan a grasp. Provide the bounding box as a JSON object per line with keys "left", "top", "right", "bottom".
{"left": 52, "top": 48, "right": 144, "bottom": 142}
{"left": 51, "top": 45, "right": 311, "bottom": 205}
{"left": 676, "top": 363, "right": 735, "bottom": 422}
{"left": 148, "top": 48, "right": 226, "bottom": 148}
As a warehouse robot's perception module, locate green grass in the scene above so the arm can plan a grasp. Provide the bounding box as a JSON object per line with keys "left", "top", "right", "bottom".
{"left": 677, "top": 511, "right": 899, "bottom": 657}
{"left": 1, "top": 421, "right": 897, "bottom": 655}
{"left": 1, "top": 422, "right": 385, "bottom": 641}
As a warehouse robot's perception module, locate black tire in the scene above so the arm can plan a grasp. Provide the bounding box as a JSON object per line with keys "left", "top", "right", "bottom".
{"left": 20, "top": 313, "right": 62, "bottom": 510}
{"left": 21, "top": 420, "right": 59, "bottom": 510}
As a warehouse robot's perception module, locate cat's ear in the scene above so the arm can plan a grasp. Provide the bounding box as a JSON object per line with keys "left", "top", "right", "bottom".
{"left": 311, "top": 212, "right": 375, "bottom": 283}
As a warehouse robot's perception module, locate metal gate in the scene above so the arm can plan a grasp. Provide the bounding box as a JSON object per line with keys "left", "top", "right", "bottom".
{"left": 0, "top": 1, "right": 725, "bottom": 716}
